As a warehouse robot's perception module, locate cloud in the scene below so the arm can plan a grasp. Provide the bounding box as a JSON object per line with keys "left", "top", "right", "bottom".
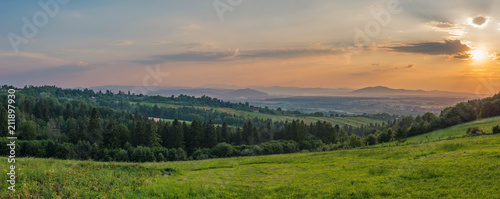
{"left": 427, "top": 21, "right": 455, "bottom": 28}
{"left": 387, "top": 40, "right": 471, "bottom": 56}
{"left": 134, "top": 50, "right": 239, "bottom": 63}
{"left": 115, "top": 41, "right": 134, "bottom": 45}
{"left": 426, "top": 21, "right": 465, "bottom": 38}
{"left": 468, "top": 16, "right": 490, "bottom": 28}
{"left": 150, "top": 41, "right": 171, "bottom": 46}
{"left": 352, "top": 64, "right": 414, "bottom": 76}
{"left": 453, "top": 53, "right": 472, "bottom": 60}
{"left": 133, "top": 47, "right": 343, "bottom": 64}
{"left": 0, "top": 51, "right": 72, "bottom": 70}
{"left": 472, "top": 16, "right": 487, "bottom": 26}
{"left": 177, "top": 42, "right": 216, "bottom": 50}
{"left": 241, "top": 48, "right": 343, "bottom": 59}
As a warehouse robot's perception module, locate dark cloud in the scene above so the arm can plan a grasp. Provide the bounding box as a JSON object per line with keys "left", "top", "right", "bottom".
{"left": 407, "top": 64, "right": 414, "bottom": 68}
{"left": 472, "top": 16, "right": 488, "bottom": 26}
{"left": 387, "top": 40, "right": 471, "bottom": 56}
{"left": 453, "top": 53, "right": 472, "bottom": 60}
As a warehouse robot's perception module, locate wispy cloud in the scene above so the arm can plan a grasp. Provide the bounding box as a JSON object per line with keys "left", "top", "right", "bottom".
{"left": 241, "top": 48, "right": 343, "bottom": 59}
{"left": 150, "top": 41, "right": 171, "bottom": 46}
{"left": 115, "top": 41, "right": 134, "bottom": 45}
{"left": 133, "top": 47, "right": 343, "bottom": 64}
{"left": 351, "top": 64, "right": 414, "bottom": 76}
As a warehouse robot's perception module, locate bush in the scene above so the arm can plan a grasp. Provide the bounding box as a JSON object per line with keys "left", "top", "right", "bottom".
{"left": 20, "top": 141, "right": 46, "bottom": 157}
{"left": 157, "top": 153, "right": 166, "bottom": 162}
{"left": 193, "top": 148, "right": 211, "bottom": 160}
{"left": 131, "top": 146, "right": 156, "bottom": 162}
{"left": 212, "top": 143, "right": 237, "bottom": 158}
{"left": 115, "top": 149, "right": 129, "bottom": 162}
{"left": 348, "top": 135, "right": 362, "bottom": 148}
{"left": 365, "top": 134, "right": 377, "bottom": 146}
{"left": 466, "top": 127, "right": 483, "bottom": 136}
{"left": 240, "top": 149, "right": 254, "bottom": 156}
{"left": 493, "top": 125, "right": 500, "bottom": 134}
{"left": 174, "top": 148, "right": 187, "bottom": 161}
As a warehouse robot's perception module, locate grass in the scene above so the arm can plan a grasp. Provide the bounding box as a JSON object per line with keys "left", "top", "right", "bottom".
{"left": 2, "top": 123, "right": 500, "bottom": 198}
{"left": 405, "top": 116, "right": 500, "bottom": 143}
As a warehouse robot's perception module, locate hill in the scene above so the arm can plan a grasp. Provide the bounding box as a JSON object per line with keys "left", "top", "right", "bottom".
{"left": 2, "top": 133, "right": 499, "bottom": 198}
{"left": 404, "top": 116, "right": 500, "bottom": 143}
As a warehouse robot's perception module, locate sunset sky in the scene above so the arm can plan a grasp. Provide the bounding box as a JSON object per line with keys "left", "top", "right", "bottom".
{"left": 1, "top": 0, "right": 500, "bottom": 94}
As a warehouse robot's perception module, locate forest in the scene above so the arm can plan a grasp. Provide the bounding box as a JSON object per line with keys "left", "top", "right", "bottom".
{"left": 1, "top": 85, "right": 500, "bottom": 162}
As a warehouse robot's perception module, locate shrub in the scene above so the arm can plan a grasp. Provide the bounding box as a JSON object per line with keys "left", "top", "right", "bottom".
{"left": 466, "top": 127, "right": 483, "bottom": 136}
{"left": 365, "top": 134, "right": 377, "bottom": 146}
{"left": 115, "top": 149, "right": 129, "bottom": 162}
{"left": 493, "top": 125, "right": 500, "bottom": 134}
{"left": 348, "top": 135, "right": 362, "bottom": 148}
{"left": 193, "top": 149, "right": 211, "bottom": 160}
{"left": 174, "top": 148, "right": 187, "bottom": 161}
{"left": 157, "top": 153, "right": 166, "bottom": 162}
{"left": 240, "top": 149, "right": 254, "bottom": 156}
{"left": 212, "top": 143, "right": 237, "bottom": 158}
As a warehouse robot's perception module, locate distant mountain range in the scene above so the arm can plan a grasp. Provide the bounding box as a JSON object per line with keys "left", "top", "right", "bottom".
{"left": 86, "top": 85, "right": 476, "bottom": 101}
{"left": 89, "top": 86, "right": 269, "bottom": 101}
{"left": 350, "top": 86, "right": 473, "bottom": 97}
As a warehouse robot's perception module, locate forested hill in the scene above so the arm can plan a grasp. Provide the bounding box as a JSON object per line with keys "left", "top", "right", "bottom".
{"left": 0, "top": 85, "right": 499, "bottom": 163}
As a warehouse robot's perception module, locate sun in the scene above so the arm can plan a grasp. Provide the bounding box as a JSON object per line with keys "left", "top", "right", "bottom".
{"left": 469, "top": 49, "right": 486, "bottom": 61}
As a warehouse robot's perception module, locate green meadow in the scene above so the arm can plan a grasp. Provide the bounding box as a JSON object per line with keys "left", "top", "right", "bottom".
{"left": 1, "top": 119, "right": 500, "bottom": 198}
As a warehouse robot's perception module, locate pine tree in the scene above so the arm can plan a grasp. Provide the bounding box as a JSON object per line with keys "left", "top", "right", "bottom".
{"left": 104, "top": 118, "right": 115, "bottom": 147}
{"left": 0, "top": 107, "right": 8, "bottom": 137}
{"left": 205, "top": 120, "right": 217, "bottom": 148}
{"left": 221, "top": 122, "right": 229, "bottom": 143}
{"left": 147, "top": 120, "right": 162, "bottom": 147}
{"left": 187, "top": 120, "right": 203, "bottom": 152}
{"left": 88, "top": 108, "right": 103, "bottom": 144}
{"left": 66, "top": 118, "right": 78, "bottom": 143}
{"left": 132, "top": 121, "right": 145, "bottom": 146}
{"left": 115, "top": 124, "right": 130, "bottom": 148}
{"left": 170, "top": 119, "right": 185, "bottom": 149}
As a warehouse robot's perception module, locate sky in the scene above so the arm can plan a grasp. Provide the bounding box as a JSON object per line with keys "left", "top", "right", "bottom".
{"left": 1, "top": 0, "right": 500, "bottom": 94}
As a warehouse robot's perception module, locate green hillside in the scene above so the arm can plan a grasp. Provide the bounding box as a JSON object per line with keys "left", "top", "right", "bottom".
{"left": 2, "top": 132, "right": 499, "bottom": 198}
{"left": 403, "top": 116, "right": 500, "bottom": 143}
{"left": 138, "top": 100, "right": 383, "bottom": 127}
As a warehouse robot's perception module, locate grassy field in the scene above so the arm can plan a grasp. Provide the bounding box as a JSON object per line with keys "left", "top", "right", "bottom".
{"left": 1, "top": 122, "right": 500, "bottom": 198}
{"left": 404, "top": 116, "right": 500, "bottom": 143}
